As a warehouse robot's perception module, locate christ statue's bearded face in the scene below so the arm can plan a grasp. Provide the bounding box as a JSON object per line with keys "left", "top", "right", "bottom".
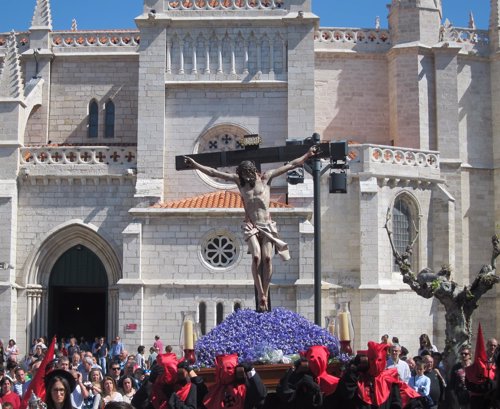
{"left": 236, "top": 161, "right": 257, "bottom": 187}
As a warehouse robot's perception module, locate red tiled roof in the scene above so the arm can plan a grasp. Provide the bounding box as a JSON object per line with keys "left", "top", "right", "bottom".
{"left": 153, "top": 190, "right": 290, "bottom": 209}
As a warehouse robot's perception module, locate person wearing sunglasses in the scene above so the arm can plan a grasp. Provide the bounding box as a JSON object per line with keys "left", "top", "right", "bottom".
{"left": 447, "top": 346, "right": 472, "bottom": 408}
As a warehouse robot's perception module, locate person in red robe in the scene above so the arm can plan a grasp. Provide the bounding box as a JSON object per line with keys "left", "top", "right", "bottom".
{"left": 465, "top": 323, "right": 495, "bottom": 409}
{"left": 202, "top": 354, "right": 266, "bottom": 409}
{"left": 150, "top": 352, "right": 197, "bottom": 409}
{"left": 335, "top": 341, "right": 423, "bottom": 409}
{"left": 275, "top": 345, "right": 339, "bottom": 408}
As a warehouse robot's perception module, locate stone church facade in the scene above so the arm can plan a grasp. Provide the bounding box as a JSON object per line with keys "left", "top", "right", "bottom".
{"left": 0, "top": 0, "right": 498, "bottom": 355}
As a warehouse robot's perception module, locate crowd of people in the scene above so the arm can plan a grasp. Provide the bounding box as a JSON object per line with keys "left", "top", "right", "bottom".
{"left": 0, "top": 330, "right": 499, "bottom": 409}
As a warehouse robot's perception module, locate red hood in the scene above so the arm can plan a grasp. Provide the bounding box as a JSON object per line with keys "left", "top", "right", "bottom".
{"left": 306, "top": 345, "right": 329, "bottom": 377}
{"left": 215, "top": 354, "right": 238, "bottom": 385}
{"left": 367, "top": 341, "right": 388, "bottom": 377}
{"left": 305, "top": 345, "right": 339, "bottom": 396}
{"left": 157, "top": 353, "right": 179, "bottom": 385}
{"left": 465, "top": 323, "right": 495, "bottom": 384}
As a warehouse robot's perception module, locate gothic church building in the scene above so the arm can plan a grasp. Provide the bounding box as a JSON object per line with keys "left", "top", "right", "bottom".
{"left": 0, "top": 0, "right": 498, "bottom": 355}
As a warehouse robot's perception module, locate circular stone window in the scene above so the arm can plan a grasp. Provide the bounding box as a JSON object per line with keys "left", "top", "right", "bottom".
{"left": 200, "top": 230, "right": 241, "bottom": 270}
{"left": 194, "top": 124, "right": 250, "bottom": 189}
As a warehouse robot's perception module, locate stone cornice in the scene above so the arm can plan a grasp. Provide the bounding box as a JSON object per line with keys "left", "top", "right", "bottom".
{"left": 129, "top": 206, "right": 312, "bottom": 218}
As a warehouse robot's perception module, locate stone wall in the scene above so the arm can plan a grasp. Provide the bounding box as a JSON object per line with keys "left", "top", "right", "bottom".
{"left": 40, "top": 56, "right": 139, "bottom": 145}
{"left": 13, "top": 177, "right": 135, "bottom": 347}
{"left": 314, "top": 54, "right": 390, "bottom": 145}
{"left": 121, "top": 211, "right": 309, "bottom": 346}
{"left": 164, "top": 86, "right": 288, "bottom": 201}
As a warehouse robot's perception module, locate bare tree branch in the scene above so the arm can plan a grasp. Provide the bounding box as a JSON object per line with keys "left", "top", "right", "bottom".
{"left": 384, "top": 207, "right": 500, "bottom": 382}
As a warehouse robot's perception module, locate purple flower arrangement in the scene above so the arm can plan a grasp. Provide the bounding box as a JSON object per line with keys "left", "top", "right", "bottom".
{"left": 195, "top": 307, "right": 342, "bottom": 367}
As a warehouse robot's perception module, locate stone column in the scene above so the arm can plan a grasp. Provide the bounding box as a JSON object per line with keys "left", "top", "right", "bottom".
{"left": 295, "top": 220, "right": 314, "bottom": 318}
{"left": 284, "top": 15, "right": 317, "bottom": 140}
{"left": 358, "top": 176, "right": 381, "bottom": 287}
{"left": 26, "top": 286, "right": 44, "bottom": 344}
{"left": 135, "top": 21, "right": 167, "bottom": 202}
{"left": 118, "top": 223, "right": 144, "bottom": 346}
{"left": 433, "top": 46, "right": 461, "bottom": 160}
{"left": 108, "top": 288, "right": 119, "bottom": 337}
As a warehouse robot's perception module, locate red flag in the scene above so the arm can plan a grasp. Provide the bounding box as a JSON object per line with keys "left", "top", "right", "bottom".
{"left": 21, "top": 336, "right": 57, "bottom": 409}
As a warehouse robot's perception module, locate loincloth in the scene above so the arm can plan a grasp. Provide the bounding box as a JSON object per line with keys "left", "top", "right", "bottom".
{"left": 242, "top": 220, "right": 290, "bottom": 261}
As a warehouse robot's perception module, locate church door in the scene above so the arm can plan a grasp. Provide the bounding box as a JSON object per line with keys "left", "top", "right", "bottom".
{"left": 48, "top": 245, "right": 108, "bottom": 341}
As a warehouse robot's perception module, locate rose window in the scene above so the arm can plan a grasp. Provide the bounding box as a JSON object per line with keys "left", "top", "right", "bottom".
{"left": 202, "top": 233, "right": 238, "bottom": 268}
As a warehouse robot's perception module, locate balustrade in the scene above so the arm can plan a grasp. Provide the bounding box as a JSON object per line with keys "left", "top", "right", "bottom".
{"left": 315, "top": 28, "right": 391, "bottom": 46}
{"left": 166, "top": 0, "right": 285, "bottom": 10}
{"left": 440, "top": 26, "right": 489, "bottom": 46}
{"left": 348, "top": 144, "right": 439, "bottom": 170}
{"left": 20, "top": 146, "right": 137, "bottom": 166}
{"left": 50, "top": 31, "right": 140, "bottom": 49}
{"left": 0, "top": 32, "right": 30, "bottom": 50}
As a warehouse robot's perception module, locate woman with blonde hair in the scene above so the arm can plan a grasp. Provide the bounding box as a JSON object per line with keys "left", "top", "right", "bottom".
{"left": 94, "top": 376, "right": 123, "bottom": 409}
{"left": 83, "top": 368, "right": 103, "bottom": 409}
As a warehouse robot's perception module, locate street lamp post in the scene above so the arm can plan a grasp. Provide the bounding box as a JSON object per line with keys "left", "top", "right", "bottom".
{"left": 301, "top": 133, "right": 348, "bottom": 325}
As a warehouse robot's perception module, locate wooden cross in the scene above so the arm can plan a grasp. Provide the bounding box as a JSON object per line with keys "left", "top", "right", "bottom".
{"left": 175, "top": 139, "right": 341, "bottom": 171}
{"left": 176, "top": 135, "right": 348, "bottom": 315}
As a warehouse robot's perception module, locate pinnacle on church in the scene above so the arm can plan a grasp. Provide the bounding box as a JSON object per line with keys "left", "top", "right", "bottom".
{"left": 491, "top": 0, "right": 500, "bottom": 30}
{"left": 31, "top": 0, "right": 53, "bottom": 29}
{"left": 0, "top": 31, "right": 25, "bottom": 99}
{"left": 469, "top": 11, "right": 476, "bottom": 30}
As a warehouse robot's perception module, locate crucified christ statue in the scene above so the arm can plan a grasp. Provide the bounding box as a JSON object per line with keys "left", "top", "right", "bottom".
{"left": 184, "top": 145, "right": 319, "bottom": 312}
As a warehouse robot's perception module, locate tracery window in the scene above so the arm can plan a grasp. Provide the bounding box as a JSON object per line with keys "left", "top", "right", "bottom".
{"left": 392, "top": 194, "right": 419, "bottom": 270}
{"left": 195, "top": 124, "right": 248, "bottom": 188}
{"left": 88, "top": 100, "right": 99, "bottom": 138}
{"left": 105, "top": 99, "right": 115, "bottom": 138}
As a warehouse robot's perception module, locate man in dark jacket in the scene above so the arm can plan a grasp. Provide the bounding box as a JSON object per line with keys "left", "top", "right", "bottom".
{"left": 422, "top": 355, "right": 444, "bottom": 408}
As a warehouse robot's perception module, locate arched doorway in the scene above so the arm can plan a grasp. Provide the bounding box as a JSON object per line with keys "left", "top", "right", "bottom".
{"left": 48, "top": 245, "right": 108, "bottom": 341}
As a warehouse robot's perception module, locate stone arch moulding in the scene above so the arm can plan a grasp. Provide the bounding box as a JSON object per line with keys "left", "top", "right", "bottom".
{"left": 193, "top": 122, "right": 256, "bottom": 189}
{"left": 389, "top": 190, "right": 422, "bottom": 270}
{"left": 23, "top": 219, "right": 122, "bottom": 288}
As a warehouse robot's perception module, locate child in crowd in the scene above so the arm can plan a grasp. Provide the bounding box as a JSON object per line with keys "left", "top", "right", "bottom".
{"left": 409, "top": 361, "right": 432, "bottom": 407}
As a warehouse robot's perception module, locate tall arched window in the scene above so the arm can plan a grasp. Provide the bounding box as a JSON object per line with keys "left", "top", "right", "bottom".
{"left": 233, "top": 302, "right": 241, "bottom": 312}
{"left": 198, "top": 302, "right": 207, "bottom": 335}
{"left": 88, "top": 100, "right": 99, "bottom": 138}
{"left": 392, "top": 195, "right": 418, "bottom": 270}
{"left": 105, "top": 99, "right": 115, "bottom": 138}
{"left": 216, "top": 302, "right": 224, "bottom": 325}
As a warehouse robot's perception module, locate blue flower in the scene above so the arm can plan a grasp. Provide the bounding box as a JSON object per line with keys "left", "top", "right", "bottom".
{"left": 195, "top": 308, "right": 340, "bottom": 367}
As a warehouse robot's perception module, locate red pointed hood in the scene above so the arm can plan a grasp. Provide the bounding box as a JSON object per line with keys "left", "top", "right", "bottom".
{"left": 357, "top": 341, "right": 400, "bottom": 406}
{"left": 465, "top": 323, "right": 494, "bottom": 383}
{"left": 305, "top": 345, "right": 339, "bottom": 396}
{"left": 204, "top": 354, "right": 246, "bottom": 409}
{"left": 367, "top": 341, "right": 389, "bottom": 377}
{"left": 157, "top": 352, "right": 179, "bottom": 384}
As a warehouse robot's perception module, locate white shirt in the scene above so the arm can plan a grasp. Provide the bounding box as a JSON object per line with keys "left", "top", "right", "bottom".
{"left": 387, "top": 358, "right": 411, "bottom": 383}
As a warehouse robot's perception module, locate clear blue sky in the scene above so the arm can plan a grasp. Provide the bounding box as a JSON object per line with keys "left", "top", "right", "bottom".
{"left": 0, "top": 1, "right": 490, "bottom": 33}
